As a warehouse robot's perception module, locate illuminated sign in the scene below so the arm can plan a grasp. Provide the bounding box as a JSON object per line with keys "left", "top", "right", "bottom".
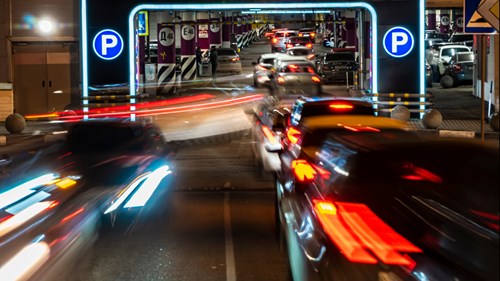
{"left": 92, "top": 29, "right": 124, "bottom": 60}
{"left": 383, "top": 26, "right": 414, "bottom": 58}
{"left": 137, "top": 11, "right": 149, "bottom": 36}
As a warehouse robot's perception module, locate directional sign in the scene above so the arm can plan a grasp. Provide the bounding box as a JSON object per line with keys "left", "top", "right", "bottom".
{"left": 464, "top": 0, "right": 498, "bottom": 33}
{"left": 383, "top": 27, "right": 414, "bottom": 58}
{"left": 93, "top": 29, "right": 124, "bottom": 60}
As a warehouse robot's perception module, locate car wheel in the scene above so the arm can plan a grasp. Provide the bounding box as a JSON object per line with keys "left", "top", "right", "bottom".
{"left": 440, "top": 74, "right": 455, "bottom": 88}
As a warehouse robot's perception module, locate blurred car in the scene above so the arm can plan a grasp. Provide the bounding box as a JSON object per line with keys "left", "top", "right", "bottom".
{"left": 208, "top": 47, "right": 242, "bottom": 75}
{"left": 265, "top": 28, "right": 287, "bottom": 39}
{"left": 424, "top": 38, "right": 445, "bottom": 49}
{"left": 316, "top": 50, "right": 358, "bottom": 84}
{"left": 268, "top": 60, "right": 322, "bottom": 102}
{"left": 425, "top": 43, "right": 470, "bottom": 81}
{"left": 440, "top": 51, "right": 474, "bottom": 88}
{"left": 425, "top": 30, "right": 449, "bottom": 41}
{"left": 285, "top": 46, "right": 316, "bottom": 63}
{"left": 298, "top": 28, "right": 316, "bottom": 41}
{"left": 249, "top": 96, "right": 375, "bottom": 173}
{"left": 252, "top": 53, "right": 279, "bottom": 88}
{"left": 0, "top": 118, "right": 173, "bottom": 280}
{"left": 271, "top": 30, "right": 299, "bottom": 53}
{"left": 285, "top": 36, "right": 313, "bottom": 50}
{"left": 277, "top": 133, "right": 499, "bottom": 281}
{"left": 449, "top": 32, "right": 473, "bottom": 47}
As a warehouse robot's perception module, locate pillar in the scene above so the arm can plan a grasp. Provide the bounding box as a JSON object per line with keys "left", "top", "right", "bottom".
{"left": 197, "top": 12, "right": 210, "bottom": 51}
{"left": 157, "top": 12, "right": 176, "bottom": 96}
{"left": 427, "top": 10, "right": 436, "bottom": 31}
{"left": 181, "top": 12, "right": 196, "bottom": 81}
{"left": 222, "top": 13, "right": 231, "bottom": 48}
{"left": 439, "top": 10, "right": 450, "bottom": 34}
{"left": 209, "top": 12, "right": 222, "bottom": 48}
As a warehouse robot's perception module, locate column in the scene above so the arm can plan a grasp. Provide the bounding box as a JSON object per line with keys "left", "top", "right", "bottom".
{"left": 241, "top": 16, "right": 249, "bottom": 48}
{"left": 427, "top": 10, "right": 437, "bottom": 31}
{"left": 222, "top": 13, "right": 231, "bottom": 48}
{"left": 209, "top": 12, "right": 222, "bottom": 48}
{"left": 345, "top": 11, "right": 356, "bottom": 48}
{"left": 235, "top": 14, "right": 243, "bottom": 50}
{"left": 453, "top": 9, "right": 463, "bottom": 32}
{"left": 157, "top": 12, "right": 176, "bottom": 96}
{"left": 197, "top": 12, "right": 210, "bottom": 51}
{"left": 181, "top": 12, "right": 196, "bottom": 81}
{"left": 439, "top": 10, "right": 450, "bottom": 34}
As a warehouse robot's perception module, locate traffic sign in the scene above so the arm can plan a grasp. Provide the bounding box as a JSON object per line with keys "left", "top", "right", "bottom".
{"left": 137, "top": 11, "right": 149, "bottom": 36}
{"left": 92, "top": 29, "right": 124, "bottom": 60}
{"left": 383, "top": 27, "right": 414, "bottom": 58}
{"left": 464, "top": 0, "right": 498, "bottom": 33}
{"left": 159, "top": 27, "right": 174, "bottom": 47}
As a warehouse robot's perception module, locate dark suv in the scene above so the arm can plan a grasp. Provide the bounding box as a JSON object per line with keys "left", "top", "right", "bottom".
{"left": 440, "top": 51, "right": 474, "bottom": 88}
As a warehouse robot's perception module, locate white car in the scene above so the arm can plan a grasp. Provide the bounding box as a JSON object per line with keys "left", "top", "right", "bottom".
{"left": 285, "top": 46, "right": 316, "bottom": 63}
{"left": 252, "top": 53, "right": 279, "bottom": 87}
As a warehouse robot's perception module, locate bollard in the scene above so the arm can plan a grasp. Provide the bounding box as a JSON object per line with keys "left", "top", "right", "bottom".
{"left": 5, "top": 113, "right": 26, "bottom": 134}
{"left": 390, "top": 105, "right": 410, "bottom": 121}
{"left": 422, "top": 109, "right": 442, "bottom": 129}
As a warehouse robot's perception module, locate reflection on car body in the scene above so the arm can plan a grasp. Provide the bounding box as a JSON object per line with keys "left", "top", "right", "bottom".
{"left": 268, "top": 61, "right": 322, "bottom": 103}
{"left": 317, "top": 51, "right": 358, "bottom": 84}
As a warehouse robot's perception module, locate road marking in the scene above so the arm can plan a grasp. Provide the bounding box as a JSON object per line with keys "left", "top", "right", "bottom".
{"left": 224, "top": 192, "right": 237, "bottom": 281}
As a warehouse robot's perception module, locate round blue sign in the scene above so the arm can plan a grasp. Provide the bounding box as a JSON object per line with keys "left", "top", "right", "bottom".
{"left": 93, "top": 29, "right": 124, "bottom": 60}
{"left": 383, "top": 27, "right": 414, "bottom": 58}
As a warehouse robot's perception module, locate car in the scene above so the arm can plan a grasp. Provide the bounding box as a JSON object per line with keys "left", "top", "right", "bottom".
{"left": 268, "top": 60, "right": 322, "bottom": 103}
{"left": 252, "top": 53, "right": 279, "bottom": 88}
{"left": 425, "top": 30, "right": 449, "bottom": 41}
{"left": 271, "top": 30, "right": 299, "bottom": 53}
{"left": 249, "top": 97, "right": 375, "bottom": 173}
{"left": 440, "top": 51, "right": 474, "bottom": 88}
{"left": 277, "top": 133, "right": 499, "bottom": 281}
{"left": 285, "top": 46, "right": 316, "bottom": 63}
{"left": 424, "top": 38, "right": 445, "bottom": 49}
{"left": 207, "top": 47, "right": 242, "bottom": 75}
{"left": 0, "top": 118, "right": 173, "bottom": 280}
{"left": 449, "top": 32, "right": 473, "bottom": 48}
{"left": 425, "top": 43, "right": 471, "bottom": 82}
{"left": 285, "top": 36, "right": 314, "bottom": 50}
{"left": 298, "top": 28, "right": 317, "bottom": 41}
{"left": 265, "top": 28, "right": 287, "bottom": 39}
{"left": 316, "top": 50, "right": 358, "bottom": 84}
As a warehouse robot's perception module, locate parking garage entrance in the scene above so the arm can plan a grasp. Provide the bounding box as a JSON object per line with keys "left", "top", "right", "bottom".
{"left": 82, "top": 0, "right": 425, "bottom": 118}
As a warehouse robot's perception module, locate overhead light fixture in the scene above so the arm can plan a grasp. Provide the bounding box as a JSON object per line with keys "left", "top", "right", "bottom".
{"left": 241, "top": 10, "right": 330, "bottom": 14}
{"left": 37, "top": 18, "right": 55, "bottom": 34}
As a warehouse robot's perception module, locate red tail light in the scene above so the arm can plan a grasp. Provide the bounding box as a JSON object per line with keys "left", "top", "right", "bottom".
{"left": 453, "top": 64, "right": 462, "bottom": 71}
{"left": 306, "top": 43, "right": 313, "bottom": 48}
{"left": 314, "top": 200, "right": 422, "bottom": 265}
{"left": 262, "top": 125, "right": 279, "bottom": 144}
{"left": 310, "top": 32, "right": 316, "bottom": 37}
{"left": 286, "top": 43, "right": 293, "bottom": 48}
{"left": 312, "top": 76, "right": 321, "bottom": 83}
{"left": 288, "top": 64, "right": 298, "bottom": 69}
{"left": 292, "top": 159, "right": 317, "bottom": 182}
{"left": 299, "top": 33, "right": 304, "bottom": 37}
{"left": 286, "top": 127, "right": 301, "bottom": 144}
{"left": 329, "top": 102, "right": 354, "bottom": 111}
{"left": 273, "top": 38, "right": 278, "bottom": 44}
{"left": 231, "top": 57, "right": 240, "bottom": 62}
{"left": 307, "top": 54, "right": 315, "bottom": 60}
{"left": 277, "top": 76, "right": 285, "bottom": 85}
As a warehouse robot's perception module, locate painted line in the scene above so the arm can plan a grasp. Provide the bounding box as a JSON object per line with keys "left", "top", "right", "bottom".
{"left": 224, "top": 192, "right": 236, "bottom": 281}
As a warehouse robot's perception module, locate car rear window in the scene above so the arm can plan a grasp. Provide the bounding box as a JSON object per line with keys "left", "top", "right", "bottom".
{"left": 288, "top": 49, "right": 311, "bottom": 56}
{"left": 325, "top": 53, "right": 355, "bottom": 61}
{"left": 217, "top": 49, "right": 237, "bottom": 56}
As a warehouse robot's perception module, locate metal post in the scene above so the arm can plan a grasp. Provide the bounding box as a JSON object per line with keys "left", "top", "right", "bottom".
{"left": 481, "top": 35, "right": 486, "bottom": 142}
{"left": 358, "top": 10, "right": 365, "bottom": 90}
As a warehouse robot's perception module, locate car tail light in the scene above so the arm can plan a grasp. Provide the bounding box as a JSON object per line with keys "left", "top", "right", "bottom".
{"left": 306, "top": 43, "right": 313, "bottom": 48}
{"left": 299, "top": 33, "right": 304, "bottom": 37}
{"left": 262, "top": 125, "right": 279, "bottom": 145}
{"left": 453, "top": 64, "right": 462, "bottom": 71}
{"left": 231, "top": 57, "right": 240, "bottom": 62}
{"left": 286, "top": 127, "right": 301, "bottom": 144}
{"left": 277, "top": 76, "right": 285, "bottom": 85}
{"left": 307, "top": 54, "right": 315, "bottom": 60}
{"left": 291, "top": 159, "right": 331, "bottom": 183}
{"left": 310, "top": 32, "right": 316, "bottom": 37}
{"left": 313, "top": 199, "right": 422, "bottom": 265}
{"left": 329, "top": 102, "right": 354, "bottom": 111}
{"left": 286, "top": 43, "right": 293, "bottom": 48}
{"left": 273, "top": 38, "right": 278, "bottom": 44}
{"left": 312, "top": 76, "right": 321, "bottom": 83}
{"left": 289, "top": 64, "right": 298, "bottom": 69}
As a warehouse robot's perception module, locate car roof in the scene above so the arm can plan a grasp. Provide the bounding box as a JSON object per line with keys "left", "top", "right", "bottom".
{"left": 301, "top": 115, "right": 407, "bottom": 131}
{"left": 260, "top": 53, "right": 279, "bottom": 59}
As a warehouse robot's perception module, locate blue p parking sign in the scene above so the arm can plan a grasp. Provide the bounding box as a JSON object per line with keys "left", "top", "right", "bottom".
{"left": 93, "top": 29, "right": 124, "bottom": 60}
{"left": 383, "top": 27, "right": 414, "bottom": 58}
